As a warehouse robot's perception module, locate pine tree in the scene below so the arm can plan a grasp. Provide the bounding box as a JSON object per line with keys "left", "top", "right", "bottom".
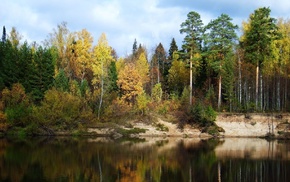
{"left": 2, "top": 26, "right": 6, "bottom": 42}
{"left": 168, "top": 38, "right": 178, "bottom": 61}
{"left": 151, "top": 43, "right": 167, "bottom": 86}
{"left": 204, "top": 14, "right": 238, "bottom": 110}
{"left": 180, "top": 11, "right": 204, "bottom": 105}
{"left": 132, "top": 38, "right": 137, "bottom": 57}
{"left": 242, "top": 7, "right": 281, "bottom": 110}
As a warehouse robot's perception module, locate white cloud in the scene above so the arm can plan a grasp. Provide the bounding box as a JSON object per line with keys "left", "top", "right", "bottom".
{"left": 1, "top": 0, "right": 290, "bottom": 57}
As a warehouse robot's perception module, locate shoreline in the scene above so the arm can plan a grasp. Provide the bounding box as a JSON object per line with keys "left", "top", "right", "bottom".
{"left": 86, "top": 113, "right": 290, "bottom": 139}
{"left": 1, "top": 113, "right": 290, "bottom": 139}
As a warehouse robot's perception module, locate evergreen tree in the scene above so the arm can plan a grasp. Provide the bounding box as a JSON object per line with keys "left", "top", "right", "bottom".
{"left": 241, "top": 7, "right": 281, "bottom": 110}
{"left": 204, "top": 14, "right": 238, "bottom": 110}
{"left": 2, "top": 26, "right": 6, "bottom": 42}
{"left": 180, "top": 11, "right": 204, "bottom": 105}
{"left": 132, "top": 38, "right": 137, "bottom": 57}
{"left": 168, "top": 38, "right": 178, "bottom": 61}
{"left": 151, "top": 43, "right": 167, "bottom": 86}
{"left": 29, "top": 46, "right": 55, "bottom": 102}
{"left": 1, "top": 40, "right": 19, "bottom": 87}
{"left": 54, "top": 69, "right": 70, "bottom": 92}
{"left": 107, "top": 61, "right": 118, "bottom": 93}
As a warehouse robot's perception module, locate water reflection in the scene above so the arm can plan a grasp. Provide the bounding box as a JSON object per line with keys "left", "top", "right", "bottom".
{"left": 0, "top": 137, "right": 289, "bottom": 182}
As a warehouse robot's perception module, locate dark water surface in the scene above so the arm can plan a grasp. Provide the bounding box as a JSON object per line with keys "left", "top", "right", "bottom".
{"left": 0, "top": 137, "right": 289, "bottom": 182}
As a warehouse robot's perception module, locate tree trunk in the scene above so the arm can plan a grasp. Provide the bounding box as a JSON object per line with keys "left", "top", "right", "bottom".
{"left": 218, "top": 74, "right": 222, "bottom": 111}
{"left": 189, "top": 52, "right": 193, "bottom": 105}
{"left": 98, "top": 61, "right": 104, "bottom": 119}
{"left": 256, "top": 63, "right": 259, "bottom": 110}
{"left": 238, "top": 54, "right": 242, "bottom": 104}
{"left": 260, "top": 73, "right": 263, "bottom": 111}
{"left": 277, "top": 73, "right": 281, "bottom": 111}
{"left": 284, "top": 70, "right": 288, "bottom": 111}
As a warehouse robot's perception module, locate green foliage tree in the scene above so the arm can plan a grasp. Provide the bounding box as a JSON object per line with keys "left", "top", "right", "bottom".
{"left": 241, "top": 7, "right": 281, "bottom": 110}
{"left": 54, "top": 69, "right": 69, "bottom": 92}
{"left": 29, "top": 46, "right": 55, "bottom": 102}
{"left": 204, "top": 13, "right": 238, "bottom": 110}
{"left": 168, "top": 38, "right": 178, "bottom": 61}
{"left": 107, "top": 60, "right": 118, "bottom": 93}
{"left": 168, "top": 52, "right": 189, "bottom": 96}
{"left": 2, "top": 26, "right": 6, "bottom": 42}
{"left": 132, "top": 38, "right": 138, "bottom": 57}
{"left": 180, "top": 11, "right": 204, "bottom": 105}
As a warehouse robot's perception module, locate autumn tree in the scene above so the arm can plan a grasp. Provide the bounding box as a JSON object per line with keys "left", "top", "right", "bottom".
{"left": 135, "top": 52, "right": 150, "bottom": 87}
{"left": 71, "top": 29, "right": 93, "bottom": 82}
{"left": 47, "top": 22, "right": 70, "bottom": 74}
{"left": 275, "top": 18, "right": 290, "bottom": 111}
{"left": 117, "top": 63, "right": 143, "bottom": 105}
{"left": 92, "top": 33, "right": 113, "bottom": 119}
{"left": 8, "top": 27, "right": 22, "bottom": 48}
{"left": 168, "top": 52, "right": 189, "bottom": 96}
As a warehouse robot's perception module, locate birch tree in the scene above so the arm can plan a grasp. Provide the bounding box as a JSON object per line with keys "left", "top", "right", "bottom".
{"left": 92, "top": 33, "right": 113, "bottom": 119}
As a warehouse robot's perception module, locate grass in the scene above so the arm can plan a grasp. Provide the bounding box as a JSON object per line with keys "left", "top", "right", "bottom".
{"left": 115, "top": 127, "right": 147, "bottom": 137}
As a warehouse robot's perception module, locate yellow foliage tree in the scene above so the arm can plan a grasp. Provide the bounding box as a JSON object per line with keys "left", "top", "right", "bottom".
{"left": 92, "top": 33, "right": 113, "bottom": 118}
{"left": 135, "top": 52, "right": 149, "bottom": 86}
{"left": 72, "top": 29, "right": 93, "bottom": 81}
{"left": 168, "top": 52, "right": 189, "bottom": 95}
{"left": 117, "top": 63, "right": 143, "bottom": 105}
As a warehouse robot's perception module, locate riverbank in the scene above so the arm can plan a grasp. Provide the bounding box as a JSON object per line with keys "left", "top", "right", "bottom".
{"left": 216, "top": 113, "right": 290, "bottom": 138}
{"left": 87, "top": 113, "right": 290, "bottom": 139}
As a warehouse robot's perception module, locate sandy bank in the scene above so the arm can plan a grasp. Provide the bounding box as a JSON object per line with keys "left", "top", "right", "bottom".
{"left": 216, "top": 113, "right": 290, "bottom": 138}
{"left": 88, "top": 113, "right": 290, "bottom": 138}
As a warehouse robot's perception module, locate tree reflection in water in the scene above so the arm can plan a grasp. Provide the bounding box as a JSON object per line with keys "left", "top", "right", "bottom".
{"left": 0, "top": 137, "right": 289, "bottom": 182}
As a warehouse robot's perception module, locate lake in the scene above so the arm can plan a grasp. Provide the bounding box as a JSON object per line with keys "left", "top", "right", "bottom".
{"left": 0, "top": 137, "right": 289, "bottom": 182}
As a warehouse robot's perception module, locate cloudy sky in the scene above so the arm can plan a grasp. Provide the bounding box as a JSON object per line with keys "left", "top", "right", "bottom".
{"left": 1, "top": 0, "right": 290, "bottom": 57}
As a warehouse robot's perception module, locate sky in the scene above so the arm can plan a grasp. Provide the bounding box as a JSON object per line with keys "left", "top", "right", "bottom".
{"left": 1, "top": 0, "right": 290, "bottom": 58}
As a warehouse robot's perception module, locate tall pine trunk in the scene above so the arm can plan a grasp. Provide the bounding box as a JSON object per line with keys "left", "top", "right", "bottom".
{"left": 189, "top": 52, "right": 193, "bottom": 105}
{"left": 255, "top": 63, "right": 259, "bottom": 110}
{"left": 238, "top": 54, "right": 242, "bottom": 104}
{"left": 218, "top": 74, "right": 222, "bottom": 111}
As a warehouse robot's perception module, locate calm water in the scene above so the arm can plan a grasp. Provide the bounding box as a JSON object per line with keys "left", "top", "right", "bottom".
{"left": 0, "top": 137, "right": 289, "bottom": 182}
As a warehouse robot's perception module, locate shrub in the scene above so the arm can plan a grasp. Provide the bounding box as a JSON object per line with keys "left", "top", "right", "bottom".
{"left": 190, "top": 102, "right": 217, "bottom": 127}
{"left": 152, "top": 83, "right": 163, "bottom": 103}
{"left": 136, "top": 92, "right": 150, "bottom": 115}
{"left": 1, "top": 83, "right": 32, "bottom": 126}
{"left": 33, "top": 88, "right": 93, "bottom": 131}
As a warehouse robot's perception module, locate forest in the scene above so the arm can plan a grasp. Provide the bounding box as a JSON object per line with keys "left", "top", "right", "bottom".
{"left": 0, "top": 7, "right": 290, "bottom": 135}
